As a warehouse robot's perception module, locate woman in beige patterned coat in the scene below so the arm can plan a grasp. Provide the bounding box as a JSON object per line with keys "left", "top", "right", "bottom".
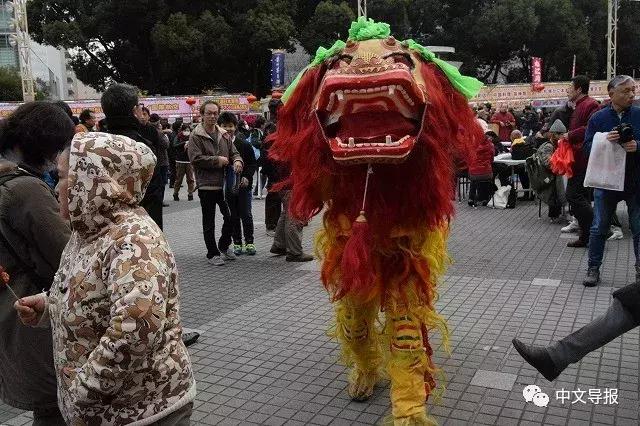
{"left": 15, "top": 132, "right": 196, "bottom": 425}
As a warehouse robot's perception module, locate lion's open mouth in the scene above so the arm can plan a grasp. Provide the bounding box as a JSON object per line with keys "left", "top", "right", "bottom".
{"left": 316, "top": 73, "right": 425, "bottom": 164}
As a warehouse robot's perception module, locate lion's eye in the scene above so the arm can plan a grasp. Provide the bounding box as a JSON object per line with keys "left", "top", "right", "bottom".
{"left": 387, "top": 53, "right": 414, "bottom": 69}
{"left": 331, "top": 55, "right": 353, "bottom": 69}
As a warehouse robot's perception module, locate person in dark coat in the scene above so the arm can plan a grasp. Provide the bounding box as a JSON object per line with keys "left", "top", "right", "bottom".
{"left": 0, "top": 102, "right": 74, "bottom": 426}
{"left": 263, "top": 100, "right": 283, "bottom": 235}
{"left": 564, "top": 75, "right": 600, "bottom": 248}
{"left": 218, "top": 112, "right": 258, "bottom": 255}
{"left": 101, "top": 84, "right": 165, "bottom": 229}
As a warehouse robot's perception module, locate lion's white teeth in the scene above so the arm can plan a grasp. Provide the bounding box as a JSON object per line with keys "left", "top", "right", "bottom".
{"left": 386, "top": 135, "right": 392, "bottom": 145}
{"left": 348, "top": 137, "right": 355, "bottom": 147}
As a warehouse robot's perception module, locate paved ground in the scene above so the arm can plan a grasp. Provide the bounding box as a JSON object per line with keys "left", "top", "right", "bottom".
{"left": 1, "top": 185, "right": 639, "bottom": 425}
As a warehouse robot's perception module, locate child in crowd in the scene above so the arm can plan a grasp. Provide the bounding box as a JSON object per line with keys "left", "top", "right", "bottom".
{"left": 218, "top": 112, "right": 258, "bottom": 255}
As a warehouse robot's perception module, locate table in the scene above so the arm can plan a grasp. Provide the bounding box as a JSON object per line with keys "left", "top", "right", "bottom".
{"left": 493, "top": 153, "right": 534, "bottom": 207}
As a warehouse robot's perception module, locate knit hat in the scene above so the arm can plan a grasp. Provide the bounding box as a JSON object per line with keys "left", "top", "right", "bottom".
{"left": 549, "top": 119, "right": 567, "bottom": 134}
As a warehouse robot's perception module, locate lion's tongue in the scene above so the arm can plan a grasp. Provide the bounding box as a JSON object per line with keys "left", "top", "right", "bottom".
{"left": 336, "top": 111, "right": 415, "bottom": 141}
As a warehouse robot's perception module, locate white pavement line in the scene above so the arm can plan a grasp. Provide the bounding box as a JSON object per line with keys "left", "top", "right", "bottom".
{"left": 531, "top": 278, "right": 561, "bottom": 287}
{"left": 470, "top": 370, "right": 517, "bottom": 391}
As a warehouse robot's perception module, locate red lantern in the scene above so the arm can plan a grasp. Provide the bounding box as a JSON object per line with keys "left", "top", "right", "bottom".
{"left": 271, "top": 91, "right": 283, "bottom": 99}
{"left": 532, "top": 83, "right": 545, "bottom": 92}
{"left": 185, "top": 97, "right": 196, "bottom": 106}
{"left": 247, "top": 94, "right": 257, "bottom": 103}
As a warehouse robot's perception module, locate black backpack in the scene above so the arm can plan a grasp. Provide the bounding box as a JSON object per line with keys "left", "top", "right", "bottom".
{"left": 526, "top": 152, "right": 555, "bottom": 196}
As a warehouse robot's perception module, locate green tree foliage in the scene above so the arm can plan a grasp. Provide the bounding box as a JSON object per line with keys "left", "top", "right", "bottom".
{"left": 0, "top": 67, "right": 22, "bottom": 101}
{"left": 299, "top": 1, "right": 355, "bottom": 54}
{"left": 26, "top": 0, "right": 640, "bottom": 95}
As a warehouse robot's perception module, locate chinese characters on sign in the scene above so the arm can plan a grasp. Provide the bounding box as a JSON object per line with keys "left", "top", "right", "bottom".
{"left": 271, "top": 49, "right": 286, "bottom": 90}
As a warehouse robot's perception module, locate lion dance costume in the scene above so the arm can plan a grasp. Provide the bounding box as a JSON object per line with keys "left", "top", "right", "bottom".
{"left": 270, "top": 18, "right": 484, "bottom": 425}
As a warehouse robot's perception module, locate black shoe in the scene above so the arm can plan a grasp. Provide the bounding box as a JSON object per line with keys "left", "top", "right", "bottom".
{"left": 173, "top": 194, "right": 179, "bottom": 201}
{"left": 182, "top": 331, "right": 200, "bottom": 347}
{"left": 583, "top": 267, "right": 600, "bottom": 287}
{"left": 512, "top": 339, "right": 561, "bottom": 381}
{"left": 286, "top": 253, "right": 314, "bottom": 262}
{"left": 567, "top": 239, "right": 587, "bottom": 248}
{"left": 162, "top": 202, "right": 170, "bottom": 207}
{"left": 270, "top": 246, "right": 287, "bottom": 255}
{"left": 188, "top": 194, "right": 193, "bottom": 201}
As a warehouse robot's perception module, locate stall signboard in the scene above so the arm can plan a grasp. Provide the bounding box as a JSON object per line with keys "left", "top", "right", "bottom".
{"left": 472, "top": 80, "right": 640, "bottom": 109}
{"left": 0, "top": 95, "right": 250, "bottom": 120}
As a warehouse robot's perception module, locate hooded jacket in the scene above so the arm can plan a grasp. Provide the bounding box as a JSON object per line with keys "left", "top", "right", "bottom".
{"left": 187, "top": 123, "right": 242, "bottom": 190}
{"left": 0, "top": 159, "right": 70, "bottom": 411}
{"left": 45, "top": 133, "right": 195, "bottom": 425}
{"left": 106, "top": 116, "right": 165, "bottom": 202}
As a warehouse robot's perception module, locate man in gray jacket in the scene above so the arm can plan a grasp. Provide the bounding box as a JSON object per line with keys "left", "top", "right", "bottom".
{"left": 188, "top": 100, "right": 243, "bottom": 266}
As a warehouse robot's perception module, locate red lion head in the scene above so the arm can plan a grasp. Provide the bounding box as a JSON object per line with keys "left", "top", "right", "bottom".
{"left": 270, "top": 22, "right": 484, "bottom": 301}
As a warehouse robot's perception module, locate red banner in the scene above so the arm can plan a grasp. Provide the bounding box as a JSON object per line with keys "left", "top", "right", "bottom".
{"left": 531, "top": 57, "right": 544, "bottom": 91}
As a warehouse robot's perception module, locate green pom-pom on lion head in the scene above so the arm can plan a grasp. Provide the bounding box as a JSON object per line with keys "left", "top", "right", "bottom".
{"left": 348, "top": 17, "right": 391, "bottom": 41}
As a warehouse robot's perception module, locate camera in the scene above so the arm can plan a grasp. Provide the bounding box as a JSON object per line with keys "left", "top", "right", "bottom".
{"left": 613, "top": 123, "right": 634, "bottom": 144}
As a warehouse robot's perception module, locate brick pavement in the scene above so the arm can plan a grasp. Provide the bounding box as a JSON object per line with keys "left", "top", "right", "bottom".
{"left": 1, "top": 189, "right": 639, "bottom": 425}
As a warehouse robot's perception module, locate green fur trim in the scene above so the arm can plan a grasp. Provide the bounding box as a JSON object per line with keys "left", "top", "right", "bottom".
{"left": 282, "top": 39, "right": 346, "bottom": 103}
{"left": 348, "top": 16, "right": 391, "bottom": 41}
{"left": 406, "top": 39, "right": 483, "bottom": 99}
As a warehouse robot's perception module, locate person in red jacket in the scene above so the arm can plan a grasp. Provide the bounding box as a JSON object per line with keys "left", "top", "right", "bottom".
{"left": 490, "top": 104, "right": 517, "bottom": 141}
{"left": 468, "top": 127, "right": 496, "bottom": 207}
{"left": 564, "top": 75, "right": 601, "bottom": 248}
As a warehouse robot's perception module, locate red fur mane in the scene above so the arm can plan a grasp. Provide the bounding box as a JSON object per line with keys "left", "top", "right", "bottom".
{"left": 270, "top": 61, "right": 483, "bottom": 235}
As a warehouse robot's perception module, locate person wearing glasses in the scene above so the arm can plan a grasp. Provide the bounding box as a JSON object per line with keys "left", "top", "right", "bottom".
{"left": 188, "top": 100, "right": 243, "bottom": 266}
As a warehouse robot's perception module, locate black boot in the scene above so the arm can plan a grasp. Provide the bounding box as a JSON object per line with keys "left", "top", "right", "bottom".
{"left": 182, "top": 332, "right": 200, "bottom": 347}
{"left": 512, "top": 339, "right": 562, "bottom": 381}
{"left": 583, "top": 267, "right": 600, "bottom": 287}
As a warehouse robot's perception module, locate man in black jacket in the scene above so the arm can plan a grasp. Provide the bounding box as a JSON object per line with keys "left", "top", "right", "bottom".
{"left": 218, "top": 112, "right": 258, "bottom": 255}
{"left": 100, "top": 84, "right": 165, "bottom": 229}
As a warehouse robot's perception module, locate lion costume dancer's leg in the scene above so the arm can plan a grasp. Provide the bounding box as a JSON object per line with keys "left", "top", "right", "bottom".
{"left": 320, "top": 220, "right": 449, "bottom": 426}
{"left": 334, "top": 297, "right": 382, "bottom": 401}
{"left": 385, "top": 296, "right": 441, "bottom": 425}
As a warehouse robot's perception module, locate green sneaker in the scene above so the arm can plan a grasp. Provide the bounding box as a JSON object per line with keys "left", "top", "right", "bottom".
{"left": 233, "top": 244, "right": 243, "bottom": 255}
{"left": 245, "top": 244, "right": 256, "bottom": 255}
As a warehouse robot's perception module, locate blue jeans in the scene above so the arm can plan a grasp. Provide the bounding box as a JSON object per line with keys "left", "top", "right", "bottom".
{"left": 588, "top": 189, "right": 640, "bottom": 268}
{"left": 228, "top": 187, "right": 254, "bottom": 244}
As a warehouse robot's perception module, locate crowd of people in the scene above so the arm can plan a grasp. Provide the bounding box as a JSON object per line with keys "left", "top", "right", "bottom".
{"left": 0, "top": 73, "right": 638, "bottom": 425}
{"left": 469, "top": 76, "right": 630, "bottom": 253}
{"left": 0, "top": 84, "right": 316, "bottom": 425}
{"left": 469, "top": 75, "right": 640, "bottom": 394}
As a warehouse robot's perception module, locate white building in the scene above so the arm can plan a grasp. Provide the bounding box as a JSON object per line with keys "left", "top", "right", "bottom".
{"left": 0, "top": 0, "right": 99, "bottom": 100}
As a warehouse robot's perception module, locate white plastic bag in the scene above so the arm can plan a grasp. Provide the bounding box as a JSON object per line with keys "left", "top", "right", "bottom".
{"left": 584, "top": 132, "right": 626, "bottom": 191}
{"left": 491, "top": 184, "right": 511, "bottom": 209}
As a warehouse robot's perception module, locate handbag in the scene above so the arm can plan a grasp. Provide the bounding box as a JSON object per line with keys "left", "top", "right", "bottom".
{"left": 584, "top": 132, "right": 626, "bottom": 191}
{"left": 491, "top": 184, "right": 512, "bottom": 209}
